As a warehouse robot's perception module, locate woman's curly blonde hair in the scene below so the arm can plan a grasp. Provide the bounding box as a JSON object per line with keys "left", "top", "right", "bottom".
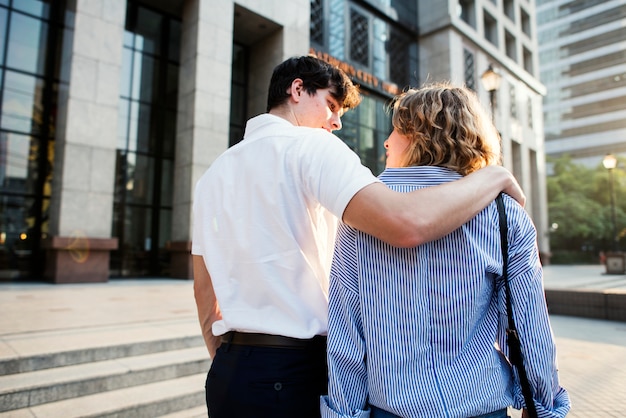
{"left": 390, "top": 82, "right": 501, "bottom": 175}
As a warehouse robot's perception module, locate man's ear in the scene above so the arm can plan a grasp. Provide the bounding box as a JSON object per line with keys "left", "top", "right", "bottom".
{"left": 287, "top": 78, "right": 304, "bottom": 102}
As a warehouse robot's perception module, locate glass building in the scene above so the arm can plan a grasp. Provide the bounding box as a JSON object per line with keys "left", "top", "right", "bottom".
{"left": 537, "top": 0, "right": 626, "bottom": 166}
{"left": 0, "top": 0, "right": 549, "bottom": 282}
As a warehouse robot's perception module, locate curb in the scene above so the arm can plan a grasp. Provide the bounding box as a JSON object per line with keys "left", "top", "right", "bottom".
{"left": 545, "top": 289, "right": 626, "bottom": 323}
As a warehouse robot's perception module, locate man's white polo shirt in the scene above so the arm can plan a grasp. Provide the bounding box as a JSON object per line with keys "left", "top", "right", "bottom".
{"left": 192, "top": 114, "right": 378, "bottom": 339}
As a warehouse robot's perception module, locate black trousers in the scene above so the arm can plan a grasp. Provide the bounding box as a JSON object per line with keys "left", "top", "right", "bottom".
{"left": 205, "top": 336, "right": 327, "bottom": 418}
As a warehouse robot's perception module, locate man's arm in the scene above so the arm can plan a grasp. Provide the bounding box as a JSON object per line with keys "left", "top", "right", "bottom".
{"left": 343, "top": 165, "right": 525, "bottom": 248}
{"left": 192, "top": 255, "right": 222, "bottom": 358}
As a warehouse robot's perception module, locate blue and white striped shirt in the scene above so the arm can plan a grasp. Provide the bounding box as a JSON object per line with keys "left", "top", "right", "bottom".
{"left": 321, "top": 166, "right": 570, "bottom": 418}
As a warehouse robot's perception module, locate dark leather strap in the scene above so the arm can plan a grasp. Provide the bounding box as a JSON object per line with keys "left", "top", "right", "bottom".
{"left": 496, "top": 193, "right": 538, "bottom": 418}
{"left": 220, "top": 331, "right": 324, "bottom": 349}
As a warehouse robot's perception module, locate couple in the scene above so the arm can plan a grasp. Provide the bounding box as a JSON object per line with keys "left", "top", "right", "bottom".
{"left": 191, "top": 56, "right": 569, "bottom": 418}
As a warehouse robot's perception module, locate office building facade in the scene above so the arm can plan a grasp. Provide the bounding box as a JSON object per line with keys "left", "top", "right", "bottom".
{"left": 537, "top": 0, "right": 626, "bottom": 165}
{"left": 0, "top": 0, "right": 549, "bottom": 282}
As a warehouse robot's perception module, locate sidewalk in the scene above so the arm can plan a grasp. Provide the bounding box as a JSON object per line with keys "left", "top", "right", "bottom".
{"left": 542, "top": 263, "right": 626, "bottom": 291}
{"left": 0, "top": 265, "right": 625, "bottom": 417}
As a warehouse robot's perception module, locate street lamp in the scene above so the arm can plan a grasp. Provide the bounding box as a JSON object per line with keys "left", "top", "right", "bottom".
{"left": 603, "top": 153, "right": 618, "bottom": 251}
{"left": 481, "top": 64, "right": 502, "bottom": 123}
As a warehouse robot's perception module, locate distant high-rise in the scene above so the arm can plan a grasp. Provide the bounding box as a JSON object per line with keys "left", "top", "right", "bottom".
{"left": 537, "top": 0, "right": 626, "bottom": 165}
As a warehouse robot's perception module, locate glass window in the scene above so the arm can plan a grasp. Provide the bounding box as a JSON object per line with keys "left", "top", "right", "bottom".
{"left": 12, "top": 0, "right": 49, "bottom": 18}
{"left": 6, "top": 12, "right": 47, "bottom": 75}
{"left": 0, "top": 194, "right": 37, "bottom": 275}
{"left": 459, "top": 0, "right": 476, "bottom": 28}
{"left": 505, "top": 31, "right": 516, "bottom": 61}
{"left": 464, "top": 49, "right": 475, "bottom": 90}
{"left": 509, "top": 83, "right": 517, "bottom": 119}
{"left": 160, "top": 159, "right": 173, "bottom": 207}
{"left": 484, "top": 11, "right": 498, "bottom": 47}
{"left": 114, "top": 1, "right": 180, "bottom": 277}
{"left": 328, "top": 0, "right": 346, "bottom": 59}
{"left": 120, "top": 47, "right": 133, "bottom": 98}
{"left": 388, "top": 28, "right": 414, "bottom": 87}
{"left": 336, "top": 94, "right": 390, "bottom": 175}
{"left": 159, "top": 209, "right": 171, "bottom": 248}
{"left": 135, "top": 6, "right": 162, "bottom": 56}
{"left": 350, "top": 8, "right": 369, "bottom": 66}
{"left": 0, "top": 7, "right": 7, "bottom": 59}
{"left": 310, "top": 0, "right": 324, "bottom": 45}
{"left": 133, "top": 52, "right": 157, "bottom": 102}
{"left": 117, "top": 99, "right": 130, "bottom": 149}
{"left": 0, "top": 132, "right": 27, "bottom": 188}
{"left": 168, "top": 19, "right": 181, "bottom": 63}
{"left": 123, "top": 30, "right": 134, "bottom": 48}
{"left": 125, "top": 152, "right": 154, "bottom": 206}
{"left": 127, "top": 101, "right": 151, "bottom": 153}
{"left": 165, "top": 62, "right": 178, "bottom": 105}
{"left": 230, "top": 43, "right": 247, "bottom": 147}
{"left": 162, "top": 109, "right": 176, "bottom": 157}
{"left": 1, "top": 71, "right": 43, "bottom": 134}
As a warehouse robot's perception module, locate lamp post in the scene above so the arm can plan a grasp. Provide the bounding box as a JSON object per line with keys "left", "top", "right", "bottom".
{"left": 481, "top": 64, "right": 502, "bottom": 123}
{"left": 603, "top": 153, "right": 618, "bottom": 251}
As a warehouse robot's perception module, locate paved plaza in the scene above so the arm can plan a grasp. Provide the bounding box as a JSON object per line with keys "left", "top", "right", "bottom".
{"left": 0, "top": 264, "right": 625, "bottom": 417}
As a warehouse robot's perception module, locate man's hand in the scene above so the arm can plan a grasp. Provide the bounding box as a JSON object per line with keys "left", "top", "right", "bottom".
{"left": 343, "top": 163, "right": 527, "bottom": 248}
{"left": 489, "top": 165, "right": 526, "bottom": 207}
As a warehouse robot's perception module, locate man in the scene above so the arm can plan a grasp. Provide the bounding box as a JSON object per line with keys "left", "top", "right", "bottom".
{"left": 192, "top": 56, "right": 525, "bottom": 418}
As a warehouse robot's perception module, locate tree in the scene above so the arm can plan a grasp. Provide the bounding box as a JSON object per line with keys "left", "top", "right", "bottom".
{"left": 547, "top": 155, "right": 626, "bottom": 262}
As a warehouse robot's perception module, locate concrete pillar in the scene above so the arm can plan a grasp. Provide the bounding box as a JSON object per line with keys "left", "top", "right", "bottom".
{"left": 45, "top": 0, "right": 126, "bottom": 283}
{"left": 168, "top": 0, "right": 310, "bottom": 279}
{"left": 169, "top": 0, "right": 234, "bottom": 278}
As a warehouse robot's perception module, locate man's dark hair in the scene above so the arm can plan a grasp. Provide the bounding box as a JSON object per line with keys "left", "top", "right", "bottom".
{"left": 266, "top": 55, "right": 361, "bottom": 112}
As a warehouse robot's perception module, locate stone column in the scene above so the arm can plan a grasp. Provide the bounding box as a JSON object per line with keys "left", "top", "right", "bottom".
{"left": 168, "top": 0, "right": 310, "bottom": 279}
{"left": 168, "top": 0, "right": 234, "bottom": 278}
{"left": 45, "top": 0, "right": 126, "bottom": 283}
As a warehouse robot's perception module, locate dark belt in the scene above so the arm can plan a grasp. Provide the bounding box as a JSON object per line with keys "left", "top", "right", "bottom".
{"left": 371, "top": 406, "right": 507, "bottom": 418}
{"left": 220, "top": 331, "right": 324, "bottom": 349}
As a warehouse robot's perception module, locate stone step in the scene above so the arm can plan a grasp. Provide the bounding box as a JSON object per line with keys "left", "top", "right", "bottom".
{"left": 159, "top": 405, "right": 207, "bottom": 418}
{"left": 0, "top": 319, "right": 203, "bottom": 375}
{"left": 0, "top": 346, "right": 210, "bottom": 412}
{"left": 0, "top": 373, "right": 207, "bottom": 418}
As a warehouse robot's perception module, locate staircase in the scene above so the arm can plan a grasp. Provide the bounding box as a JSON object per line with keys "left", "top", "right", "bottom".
{"left": 0, "top": 318, "right": 210, "bottom": 417}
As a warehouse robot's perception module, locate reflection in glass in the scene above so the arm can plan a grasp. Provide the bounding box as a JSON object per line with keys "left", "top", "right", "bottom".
{"left": 1, "top": 71, "right": 43, "bottom": 134}
{"left": 335, "top": 95, "right": 390, "bottom": 175}
{"left": 117, "top": 99, "right": 130, "bottom": 149}
{"left": 13, "top": 0, "right": 49, "bottom": 18}
{"left": 125, "top": 152, "right": 154, "bottom": 206}
{"left": 113, "top": 2, "right": 179, "bottom": 277}
{"left": 0, "top": 132, "right": 29, "bottom": 186}
{"left": 0, "top": 195, "right": 36, "bottom": 277}
{"left": 7, "top": 12, "right": 47, "bottom": 75}
{"left": 0, "top": 8, "right": 7, "bottom": 59}
{"left": 168, "top": 20, "right": 181, "bottom": 62}
{"left": 120, "top": 47, "right": 133, "bottom": 98}
{"left": 127, "top": 101, "right": 151, "bottom": 152}
{"left": 162, "top": 109, "right": 176, "bottom": 157}
{"left": 160, "top": 159, "right": 173, "bottom": 206}
{"left": 135, "top": 6, "right": 162, "bottom": 56}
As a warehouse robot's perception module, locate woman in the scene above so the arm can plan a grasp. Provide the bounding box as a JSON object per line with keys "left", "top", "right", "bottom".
{"left": 321, "top": 83, "right": 570, "bottom": 418}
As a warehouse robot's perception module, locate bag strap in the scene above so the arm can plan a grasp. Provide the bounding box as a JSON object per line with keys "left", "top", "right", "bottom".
{"left": 495, "top": 193, "right": 538, "bottom": 418}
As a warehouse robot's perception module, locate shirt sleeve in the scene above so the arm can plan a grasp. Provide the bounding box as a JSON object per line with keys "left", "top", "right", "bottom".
{"left": 296, "top": 130, "right": 379, "bottom": 219}
{"left": 321, "top": 222, "right": 371, "bottom": 418}
{"left": 499, "top": 196, "right": 571, "bottom": 417}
